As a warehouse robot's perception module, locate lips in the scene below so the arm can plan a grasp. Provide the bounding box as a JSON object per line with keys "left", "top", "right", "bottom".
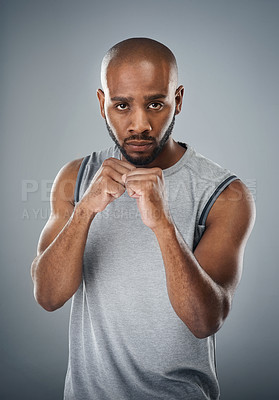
{"left": 125, "top": 141, "right": 153, "bottom": 146}
{"left": 125, "top": 141, "right": 154, "bottom": 152}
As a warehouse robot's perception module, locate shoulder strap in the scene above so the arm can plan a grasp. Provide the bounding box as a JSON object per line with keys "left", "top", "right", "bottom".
{"left": 74, "top": 155, "right": 90, "bottom": 204}
{"left": 198, "top": 175, "right": 238, "bottom": 226}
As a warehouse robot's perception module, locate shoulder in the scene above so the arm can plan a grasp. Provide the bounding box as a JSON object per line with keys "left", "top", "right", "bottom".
{"left": 207, "top": 179, "right": 256, "bottom": 241}
{"left": 54, "top": 157, "right": 84, "bottom": 187}
{"left": 186, "top": 146, "right": 231, "bottom": 182}
{"left": 51, "top": 157, "right": 84, "bottom": 207}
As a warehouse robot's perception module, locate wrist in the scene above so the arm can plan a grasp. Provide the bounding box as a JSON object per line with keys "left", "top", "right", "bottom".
{"left": 73, "top": 201, "right": 97, "bottom": 224}
{"left": 152, "top": 215, "right": 175, "bottom": 238}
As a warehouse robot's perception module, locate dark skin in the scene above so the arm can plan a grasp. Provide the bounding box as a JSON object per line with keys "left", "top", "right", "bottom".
{"left": 31, "top": 46, "right": 255, "bottom": 338}
{"left": 98, "top": 57, "right": 185, "bottom": 169}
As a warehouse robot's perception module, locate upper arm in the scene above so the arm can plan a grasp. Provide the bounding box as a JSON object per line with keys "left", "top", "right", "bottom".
{"left": 36, "top": 158, "right": 83, "bottom": 256}
{"left": 194, "top": 180, "right": 256, "bottom": 298}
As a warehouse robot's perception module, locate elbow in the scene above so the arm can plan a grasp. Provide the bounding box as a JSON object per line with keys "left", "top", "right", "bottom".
{"left": 190, "top": 319, "right": 224, "bottom": 339}
{"left": 31, "top": 260, "right": 67, "bottom": 312}
{"left": 33, "top": 288, "right": 64, "bottom": 312}
{"left": 187, "top": 314, "right": 226, "bottom": 339}
{"left": 182, "top": 296, "right": 232, "bottom": 339}
{"left": 41, "top": 303, "right": 59, "bottom": 312}
{"left": 36, "top": 297, "right": 64, "bottom": 312}
{"left": 41, "top": 301, "right": 62, "bottom": 312}
{"left": 176, "top": 311, "right": 225, "bottom": 339}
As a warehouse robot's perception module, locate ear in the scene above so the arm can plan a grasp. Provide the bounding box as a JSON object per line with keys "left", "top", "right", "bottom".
{"left": 174, "top": 85, "right": 184, "bottom": 115}
{"left": 97, "top": 89, "right": 105, "bottom": 119}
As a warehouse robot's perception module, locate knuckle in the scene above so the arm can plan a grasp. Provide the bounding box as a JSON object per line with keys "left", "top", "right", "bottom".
{"left": 102, "top": 158, "right": 114, "bottom": 166}
{"left": 101, "top": 165, "right": 112, "bottom": 176}
{"left": 153, "top": 167, "right": 162, "bottom": 176}
{"left": 156, "top": 167, "right": 163, "bottom": 178}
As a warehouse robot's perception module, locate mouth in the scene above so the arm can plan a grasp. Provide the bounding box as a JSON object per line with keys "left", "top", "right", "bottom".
{"left": 125, "top": 141, "right": 154, "bottom": 152}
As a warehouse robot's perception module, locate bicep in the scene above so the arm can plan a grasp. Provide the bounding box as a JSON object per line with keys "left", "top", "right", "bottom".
{"left": 37, "top": 158, "right": 83, "bottom": 255}
{"left": 194, "top": 180, "right": 256, "bottom": 295}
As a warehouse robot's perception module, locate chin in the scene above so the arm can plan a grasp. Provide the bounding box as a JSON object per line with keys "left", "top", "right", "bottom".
{"left": 122, "top": 151, "right": 155, "bottom": 166}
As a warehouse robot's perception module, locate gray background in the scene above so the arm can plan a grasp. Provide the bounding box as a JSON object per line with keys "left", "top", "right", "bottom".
{"left": 0, "top": 0, "right": 278, "bottom": 399}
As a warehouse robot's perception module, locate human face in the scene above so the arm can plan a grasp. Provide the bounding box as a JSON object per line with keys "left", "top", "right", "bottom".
{"left": 97, "top": 59, "right": 183, "bottom": 167}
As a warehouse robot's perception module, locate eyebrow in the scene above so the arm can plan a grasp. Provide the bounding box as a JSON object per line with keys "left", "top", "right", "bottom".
{"left": 111, "top": 96, "right": 133, "bottom": 102}
{"left": 110, "top": 94, "right": 167, "bottom": 102}
{"left": 144, "top": 94, "right": 167, "bottom": 101}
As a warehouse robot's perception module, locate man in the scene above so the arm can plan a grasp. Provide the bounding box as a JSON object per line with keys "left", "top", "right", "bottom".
{"left": 31, "top": 38, "right": 255, "bottom": 399}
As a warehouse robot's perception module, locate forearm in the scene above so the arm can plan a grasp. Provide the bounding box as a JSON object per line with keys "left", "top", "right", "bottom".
{"left": 153, "top": 223, "right": 230, "bottom": 338}
{"left": 31, "top": 204, "right": 95, "bottom": 311}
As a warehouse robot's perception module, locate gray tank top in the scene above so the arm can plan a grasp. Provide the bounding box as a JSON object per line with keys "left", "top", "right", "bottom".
{"left": 64, "top": 144, "right": 237, "bottom": 400}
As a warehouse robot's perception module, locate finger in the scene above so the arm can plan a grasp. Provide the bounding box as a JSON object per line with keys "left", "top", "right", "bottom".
{"left": 102, "top": 160, "right": 136, "bottom": 185}
{"left": 126, "top": 186, "right": 138, "bottom": 198}
{"left": 125, "top": 167, "right": 162, "bottom": 177}
{"left": 106, "top": 169, "right": 136, "bottom": 190}
{"left": 125, "top": 179, "right": 152, "bottom": 196}
{"left": 105, "top": 180, "right": 126, "bottom": 198}
{"left": 106, "top": 157, "right": 136, "bottom": 171}
{"left": 124, "top": 173, "right": 158, "bottom": 184}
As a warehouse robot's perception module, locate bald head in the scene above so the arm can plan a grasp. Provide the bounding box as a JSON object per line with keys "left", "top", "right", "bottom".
{"left": 101, "top": 37, "right": 178, "bottom": 91}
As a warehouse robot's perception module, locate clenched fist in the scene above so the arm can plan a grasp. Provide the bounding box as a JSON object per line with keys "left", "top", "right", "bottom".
{"left": 79, "top": 158, "right": 136, "bottom": 216}
{"left": 122, "top": 167, "right": 172, "bottom": 231}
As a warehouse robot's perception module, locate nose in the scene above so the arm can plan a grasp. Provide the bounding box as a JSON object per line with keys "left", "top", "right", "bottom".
{"left": 128, "top": 108, "right": 152, "bottom": 134}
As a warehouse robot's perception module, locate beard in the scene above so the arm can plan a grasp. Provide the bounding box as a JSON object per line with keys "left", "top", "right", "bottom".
{"left": 105, "top": 114, "right": 176, "bottom": 166}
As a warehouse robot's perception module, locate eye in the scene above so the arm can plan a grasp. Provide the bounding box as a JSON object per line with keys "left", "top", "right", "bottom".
{"left": 148, "top": 102, "right": 163, "bottom": 110}
{"left": 116, "top": 103, "right": 128, "bottom": 110}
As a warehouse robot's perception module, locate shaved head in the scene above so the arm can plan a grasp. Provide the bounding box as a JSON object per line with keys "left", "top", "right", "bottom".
{"left": 101, "top": 37, "right": 178, "bottom": 91}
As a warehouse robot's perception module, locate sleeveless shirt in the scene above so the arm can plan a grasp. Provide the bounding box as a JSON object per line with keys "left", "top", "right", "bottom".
{"left": 63, "top": 143, "right": 237, "bottom": 400}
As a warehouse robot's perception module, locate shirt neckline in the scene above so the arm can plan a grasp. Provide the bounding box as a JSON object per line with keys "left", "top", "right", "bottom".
{"left": 113, "top": 142, "right": 193, "bottom": 177}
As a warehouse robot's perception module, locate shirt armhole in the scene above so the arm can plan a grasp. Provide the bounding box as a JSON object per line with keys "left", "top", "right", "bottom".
{"left": 193, "top": 175, "right": 238, "bottom": 250}
{"left": 198, "top": 175, "right": 238, "bottom": 226}
{"left": 74, "top": 155, "right": 90, "bottom": 204}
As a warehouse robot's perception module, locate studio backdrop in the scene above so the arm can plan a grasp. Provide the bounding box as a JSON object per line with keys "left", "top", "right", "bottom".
{"left": 0, "top": 1, "right": 278, "bottom": 399}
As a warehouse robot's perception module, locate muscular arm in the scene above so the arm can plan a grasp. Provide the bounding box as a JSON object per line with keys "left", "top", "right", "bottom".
{"left": 31, "top": 157, "right": 135, "bottom": 311}
{"left": 31, "top": 158, "right": 90, "bottom": 311}
{"left": 124, "top": 171, "right": 256, "bottom": 338}
{"left": 154, "top": 180, "right": 255, "bottom": 338}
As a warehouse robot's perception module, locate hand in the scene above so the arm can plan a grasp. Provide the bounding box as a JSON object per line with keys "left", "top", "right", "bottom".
{"left": 79, "top": 158, "right": 136, "bottom": 216}
{"left": 123, "top": 167, "right": 172, "bottom": 230}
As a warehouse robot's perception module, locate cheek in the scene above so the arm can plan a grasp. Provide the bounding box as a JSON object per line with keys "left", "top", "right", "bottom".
{"left": 104, "top": 106, "right": 118, "bottom": 126}
{"left": 106, "top": 113, "right": 124, "bottom": 132}
{"left": 105, "top": 110, "right": 127, "bottom": 140}
{"left": 158, "top": 110, "right": 175, "bottom": 131}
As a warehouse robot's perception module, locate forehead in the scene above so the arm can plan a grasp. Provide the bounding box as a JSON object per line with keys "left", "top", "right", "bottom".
{"left": 105, "top": 60, "right": 175, "bottom": 96}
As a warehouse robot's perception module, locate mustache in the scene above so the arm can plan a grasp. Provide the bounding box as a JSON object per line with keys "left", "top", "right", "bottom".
{"left": 124, "top": 135, "right": 156, "bottom": 143}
